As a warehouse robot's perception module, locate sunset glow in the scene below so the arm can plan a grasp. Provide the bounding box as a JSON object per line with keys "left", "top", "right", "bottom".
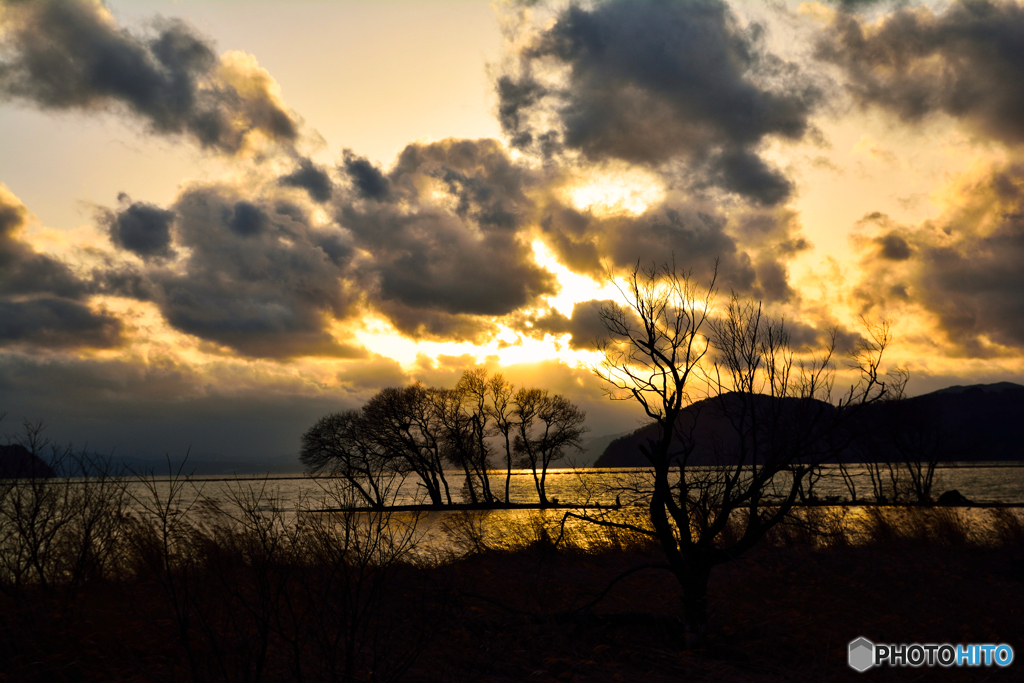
{"left": 2, "top": 0, "right": 1023, "bottom": 461}
{"left": 561, "top": 165, "right": 666, "bottom": 217}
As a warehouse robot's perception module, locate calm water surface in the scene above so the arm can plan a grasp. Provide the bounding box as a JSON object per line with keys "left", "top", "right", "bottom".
{"left": 111, "top": 464, "right": 1023, "bottom": 552}
{"left": 127, "top": 463, "right": 1024, "bottom": 514}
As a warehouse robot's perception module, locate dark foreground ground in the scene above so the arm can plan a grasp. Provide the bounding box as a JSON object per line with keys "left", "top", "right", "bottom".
{"left": 0, "top": 509, "right": 1021, "bottom": 682}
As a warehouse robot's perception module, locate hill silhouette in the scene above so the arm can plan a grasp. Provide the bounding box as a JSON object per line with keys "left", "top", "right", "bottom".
{"left": 0, "top": 444, "right": 57, "bottom": 478}
{"left": 594, "top": 382, "right": 1024, "bottom": 467}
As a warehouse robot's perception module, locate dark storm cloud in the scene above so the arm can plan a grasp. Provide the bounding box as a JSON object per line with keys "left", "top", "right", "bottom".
{"left": 0, "top": 188, "right": 122, "bottom": 349}
{"left": 84, "top": 128, "right": 806, "bottom": 353}
{"left": 783, "top": 319, "right": 864, "bottom": 355}
{"left": 374, "top": 301, "right": 499, "bottom": 344}
{"left": 335, "top": 138, "right": 558, "bottom": 339}
{"left": 496, "top": 75, "right": 547, "bottom": 151}
{"left": 875, "top": 232, "right": 911, "bottom": 261}
{"left": 93, "top": 134, "right": 806, "bottom": 351}
{"left": 825, "top": 0, "right": 892, "bottom": 10}
{"left": 0, "top": 298, "right": 121, "bottom": 349}
{"left": 94, "top": 139, "right": 560, "bottom": 351}
{"left": 597, "top": 209, "right": 743, "bottom": 284}
{"left": 341, "top": 151, "right": 391, "bottom": 201}
{"left": 817, "top": 0, "right": 1024, "bottom": 146}
{"left": 158, "top": 187, "right": 362, "bottom": 358}
{"left": 1, "top": 193, "right": 84, "bottom": 300}
{"left": 854, "top": 165, "right": 1024, "bottom": 355}
{"left": 227, "top": 201, "right": 266, "bottom": 237}
{"left": 99, "top": 195, "right": 176, "bottom": 260}
{"left": 0, "top": 351, "right": 638, "bottom": 465}
{"left": 97, "top": 185, "right": 363, "bottom": 359}
{"left": 498, "top": 0, "right": 822, "bottom": 204}
{"left": 0, "top": 0, "right": 298, "bottom": 154}
{"left": 707, "top": 149, "right": 793, "bottom": 207}
{"left": 279, "top": 158, "right": 333, "bottom": 203}
{"left": 525, "top": 299, "right": 630, "bottom": 351}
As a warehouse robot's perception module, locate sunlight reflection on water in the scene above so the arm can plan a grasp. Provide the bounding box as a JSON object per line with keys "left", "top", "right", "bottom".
{"left": 138, "top": 464, "right": 1024, "bottom": 512}
{"left": 112, "top": 464, "right": 1024, "bottom": 555}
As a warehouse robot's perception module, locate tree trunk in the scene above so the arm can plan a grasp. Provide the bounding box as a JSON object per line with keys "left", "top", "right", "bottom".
{"left": 422, "top": 474, "right": 443, "bottom": 506}
{"left": 459, "top": 459, "right": 478, "bottom": 504}
{"left": 441, "top": 473, "right": 452, "bottom": 505}
{"left": 680, "top": 565, "right": 711, "bottom": 649}
{"left": 531, "top": 465, "right": 548, "bottom": 506}
{"left": 479, "top": 463, "right": 494, "bottom": 502}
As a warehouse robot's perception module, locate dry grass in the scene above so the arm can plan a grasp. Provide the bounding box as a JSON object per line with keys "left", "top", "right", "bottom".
{"left": 1, "top": 470, "right": 1022, "bottom": 682}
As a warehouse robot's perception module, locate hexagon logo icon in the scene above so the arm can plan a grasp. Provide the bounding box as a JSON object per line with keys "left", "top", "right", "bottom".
{"left": 849, "top": 637, "right": 874, "bottom": 672}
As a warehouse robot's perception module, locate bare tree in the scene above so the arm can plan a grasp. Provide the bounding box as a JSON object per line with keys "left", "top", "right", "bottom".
{"left": 433, "top": 370, "right": 497, "bottom": 504}
{"left": 361, "top": 385, "right": 453, "bottom": 506}
{"left": 512, "top": 389, "right": 588, "bottom": 506}
{"left": 889, "top": 398, "right": 947, "bottom": 503}
{"left": 303, "top": 370, "right": 593, "bottom": 509}
{"left": 585, "top": 262, "right": 893, "bottom": 647}
{"left": 0, "top": 420, "right": 127, "bottom": 599}
{"left": 488, "top": 374, "right": 518, "bottom": 503}
{"left": 842, "top": 363, "right": 949, "bottom": 505}
{"left": 300, "top": 410, "right": 404, "bottom": 508}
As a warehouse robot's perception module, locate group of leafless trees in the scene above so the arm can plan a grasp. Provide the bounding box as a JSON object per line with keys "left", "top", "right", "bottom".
{"left": 0, "top": 415, "right": 128, "bottom": 599}
{"left": 299, "top": 369, "right": 588, "bottom": 508}
{"left": 295, "top": 258, "right": 935, "bottom": 648}
{"left": 577, "top": 261, "right": 903, "bottom": 647}
{"left": 838, "top": 373, "right": 953, "bottom": 504}
{"left": 299, "top": 258, "right": 924, "bottom": 649}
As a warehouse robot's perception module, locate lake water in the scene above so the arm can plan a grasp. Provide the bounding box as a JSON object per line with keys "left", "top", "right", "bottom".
{"left": 123, "top": 463, "right": 1024, "bottom": 519}
{"left": 100, "top": 463, "right": 1021, "bottom": 553}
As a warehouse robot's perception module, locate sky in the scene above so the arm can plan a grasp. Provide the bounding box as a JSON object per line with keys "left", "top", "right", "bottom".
{"left": 1, "top": 0, "right": 1023, "bottom": 463}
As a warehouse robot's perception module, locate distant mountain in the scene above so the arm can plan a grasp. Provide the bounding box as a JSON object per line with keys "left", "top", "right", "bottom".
{"left": 593, "top": 382, "right": 1024, "bottom": 467}
{"left": 593, "top": 392, "right": 837, "bottom": 468}
{"left": 0, "top": 444, "right": 57, "bottom": 479}
{"left": 931, "top": 381, "right": 1023, "bottom": 395}
{"left": 903, "top": 382, "right": 1024, "bottom": 462}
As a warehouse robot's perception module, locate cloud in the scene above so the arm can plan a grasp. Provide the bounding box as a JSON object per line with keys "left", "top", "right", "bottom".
{"left": 334, "top": 138, "right": 559, "bottom": 339}
{"left": 498, "top": 0, "right": 822, "bottom": 204}
{"left": 335, "top": 354, "right": 409, "bottom": 390}
{"left": 0, "top": 185, "right": 122, "bottom": 349}
{"left": 226, "top": 200, "right": 267, "bottom": 237}
{"left": 817, "top": 0, "right": 1024, "bottom": 147}
{"left": 156, "top": 186, "right": 365, "bottom": 358}
{"left": 783, "top": 319, "right": 864, "bottom": 355}
{"left": 93, "top": 139, "right": 564, "bottom": 353}
{"left": 0, "top": 0, "right": 811, "bottom": 354}
{"left": 341, "top": 150, "right": 391, "bottom": 201}
{"left": 279, "top": 158, "right": 333, "bottom": 202}
{"left": 537, "top": 195, "right": 804, "bottom": 302}
{"left": 90, "top": 127, "right": 806, "bottom": 356}
{"left": 96, "top": 183, "right": 363, "bottom": 359}
{"left": 524, "top": 298, "right": 632, "bottom": 351}
{"left": 824, "top": 0, "right": 892, "bottom": 10}
{"left": 874, "top": 232, "right": 911, "bottom": 261}
{"left": 0, "top": 351, "right": 642, "bottom": 463}
{"left": 0, "top": 298, "right": 121, "bottom": 349}
{"left": 99, "top": 194, "right": 176, "bottom": 261}
{"left": 0, "top": 0, "right": 299, "bottom": 154}
{"left": 853, "top": 164, "right": 1024, "bottom": 355}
